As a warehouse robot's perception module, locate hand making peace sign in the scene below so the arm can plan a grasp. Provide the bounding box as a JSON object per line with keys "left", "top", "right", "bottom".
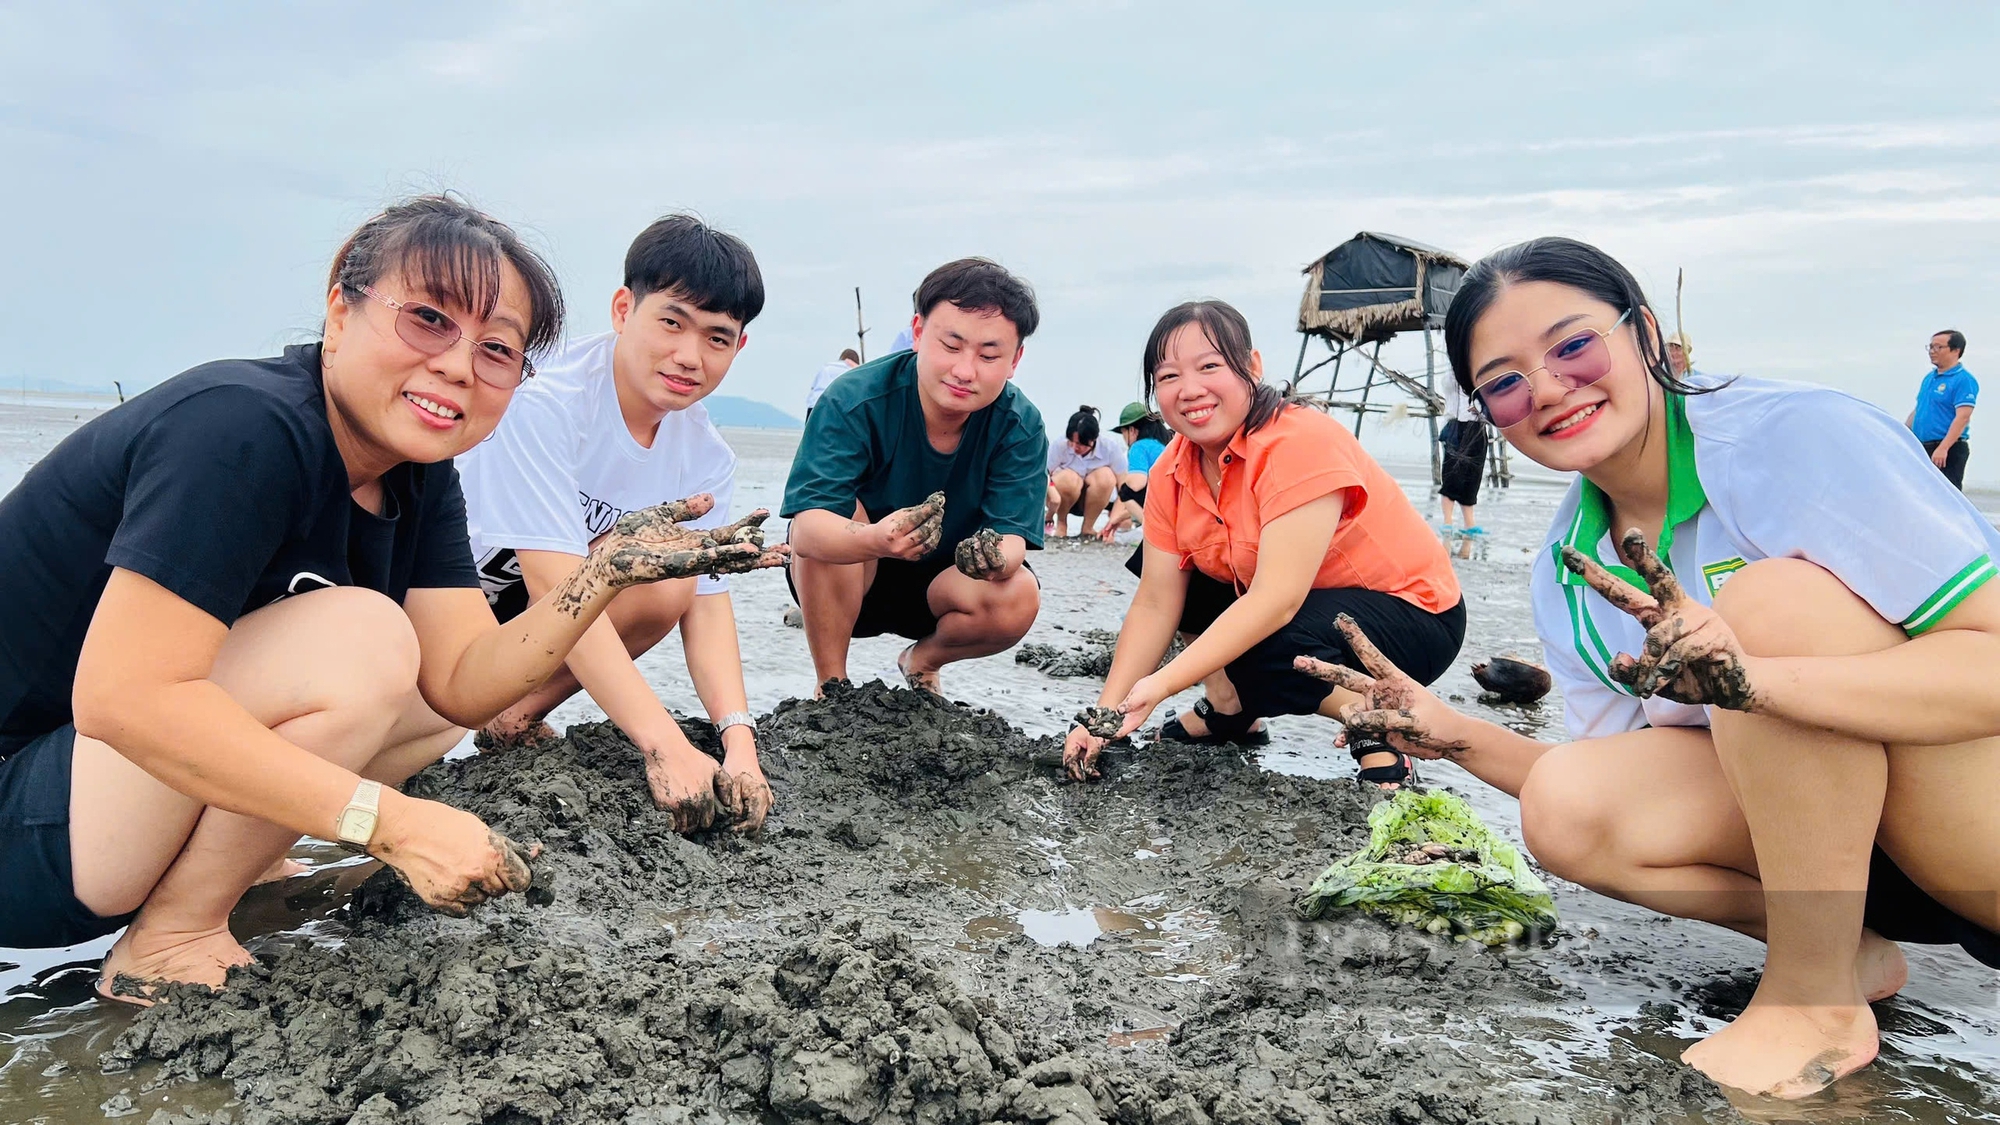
{"left": 1559, "top": 529, "right": 1760, "bottom": 711}
{"left": 1293, "top": 615, "right": 1472, "bottom": 759}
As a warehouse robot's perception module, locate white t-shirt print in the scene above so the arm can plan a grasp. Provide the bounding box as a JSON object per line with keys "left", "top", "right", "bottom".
{"left": 457, "top": 332, "right": 739, "bottom": 609}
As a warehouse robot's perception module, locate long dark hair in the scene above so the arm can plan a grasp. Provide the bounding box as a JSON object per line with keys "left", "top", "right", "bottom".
{"left": 1443, "top": 237, "right": 1714, "bottom": 400}
{"left": 1065, "top": 406, "right": 1100, "bottom": 446}
{"left": 1124, "top": 415, "right": 1172, "bottom": 444}
{"left": 329, "top": 194, "right": 564, "bottom": 355}
{"left": 1141, "top": 300, "right": 1289, "bottom": 435}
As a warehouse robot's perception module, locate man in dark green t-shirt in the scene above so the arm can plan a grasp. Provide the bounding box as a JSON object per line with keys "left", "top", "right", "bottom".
{"left": 783, "top": 258, "right": 1047, "bottom": 695}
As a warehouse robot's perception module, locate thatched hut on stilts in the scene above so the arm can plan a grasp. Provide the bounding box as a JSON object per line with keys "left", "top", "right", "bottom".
{"left": 1284, "top": 232, "right": 1509, "bottom": 489}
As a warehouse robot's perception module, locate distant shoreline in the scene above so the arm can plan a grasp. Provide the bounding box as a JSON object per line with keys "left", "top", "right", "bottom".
{"left": 3, "top": 398, "right": 1995, "bottom": 521}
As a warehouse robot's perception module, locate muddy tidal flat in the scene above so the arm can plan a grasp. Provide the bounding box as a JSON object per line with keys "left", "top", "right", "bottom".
{"left": 3, "top": 418, "right": 1998, "bottom": 1125}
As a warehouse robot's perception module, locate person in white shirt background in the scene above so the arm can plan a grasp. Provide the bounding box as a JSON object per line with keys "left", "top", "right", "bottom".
{"left": 1310, "top": 236, "right": 2000, "bottom": 1101}
{"left": 1044, "top": 405, "right": 1127, "bottom": 537}
{"left": 803, "top": 348, "right": 859, "bottom": 420}
{"left": 457, "top": 215, "right": 786, "bottom": 834}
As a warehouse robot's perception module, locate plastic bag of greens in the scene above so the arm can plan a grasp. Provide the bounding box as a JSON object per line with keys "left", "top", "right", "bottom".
{"left": 1296, "top": 788, "right": 1557, "bottom": 945}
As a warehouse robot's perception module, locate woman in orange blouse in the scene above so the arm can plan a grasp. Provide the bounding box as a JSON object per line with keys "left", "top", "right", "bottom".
{"left": 1064, "top": 300, "right": 1464, "bottom": 787}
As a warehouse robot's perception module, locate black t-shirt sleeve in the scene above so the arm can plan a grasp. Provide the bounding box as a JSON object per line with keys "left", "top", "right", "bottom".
{"left": 407, "top": 461, "right": 480, "bottom": 592}
{"left": 104, "top": 387, "right": 314, "bottom": 625}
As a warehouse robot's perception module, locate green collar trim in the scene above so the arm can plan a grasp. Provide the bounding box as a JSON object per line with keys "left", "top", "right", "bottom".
{"left": 1555, "top": 393, "right": 1708, "bottom": 591}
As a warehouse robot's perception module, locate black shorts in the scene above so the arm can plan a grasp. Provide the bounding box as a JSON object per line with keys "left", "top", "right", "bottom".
{"left": 1922, "top": 439, "right": 1970, "bottom": 491}
{"left": 1866, "top": 847, "right": 2000, "bottom": 968}
{"left": 1123, "top": 550, "right": 1465, "bottom": 717}
{"left": 1118, "top": 483, "right": 1147, "bottom": 506}
{"left": 1440, "top": 422, "right": 1489, "bottom": 507}
{"left": 786, "top": 551, "right": 1038, "bottom": 642}
{"left": 0, "top": 726, "right": 136, "bottom": 949}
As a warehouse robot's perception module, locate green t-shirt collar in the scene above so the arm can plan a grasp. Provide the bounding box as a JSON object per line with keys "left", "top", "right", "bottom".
{"left": 1555, "top": 393, "right": 1707, "bottom": 592}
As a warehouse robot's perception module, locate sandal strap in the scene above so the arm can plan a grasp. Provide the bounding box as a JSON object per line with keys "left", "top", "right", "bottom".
{"left": 1191, "top": 697, "right": 1259, "bottom": 738}
{"left": 1355, "top": 757, "right": 1413, "bottom": 784}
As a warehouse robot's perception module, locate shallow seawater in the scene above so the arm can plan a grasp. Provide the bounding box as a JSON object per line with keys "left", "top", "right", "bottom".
{"left": 3, "top": 422, "right": 1998, "bottom": 1123}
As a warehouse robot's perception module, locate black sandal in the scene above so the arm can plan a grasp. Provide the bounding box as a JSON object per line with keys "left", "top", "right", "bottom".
{"left": 1159, "top": 698, "right": 1271, "bottom": 746}
{"left": 1349, "top": 737, "right": 1415, "bottom": 789}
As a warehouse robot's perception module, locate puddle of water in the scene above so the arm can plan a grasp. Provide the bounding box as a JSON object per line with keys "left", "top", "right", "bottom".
{"left": 963, "top": 899, "right": 1235, "bottom": 981}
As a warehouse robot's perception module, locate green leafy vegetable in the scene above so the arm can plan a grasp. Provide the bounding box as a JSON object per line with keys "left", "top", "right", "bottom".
{"left": 1297, "top": 788, "right": 1557, "bottom": 945}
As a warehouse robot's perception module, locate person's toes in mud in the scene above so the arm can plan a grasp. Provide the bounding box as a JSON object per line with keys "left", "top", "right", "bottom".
{"left": 253, "top": 857, "right": 310, "bottom": 885}
{"left": 1681, "top": 996, "right": 1879, "bottom": 1100}
{"left": 96, "top": 924, "right": 257, "bottom": 1007}
{"left": 954, "top": 528, "right": 1008, "bottom": 580}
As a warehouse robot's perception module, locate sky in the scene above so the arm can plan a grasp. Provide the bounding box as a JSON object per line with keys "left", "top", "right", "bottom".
{"left": 3, "top": 1, "right": 1998, "bottom": 481}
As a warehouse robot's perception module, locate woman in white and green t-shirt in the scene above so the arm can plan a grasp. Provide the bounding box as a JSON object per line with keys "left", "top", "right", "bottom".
{"left": 1306, "top": 237, "right": 2000, "bottom": 1102}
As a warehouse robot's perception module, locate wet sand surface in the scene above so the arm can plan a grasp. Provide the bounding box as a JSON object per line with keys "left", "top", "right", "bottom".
{"left": 3, "top": 417, "right": 1997, "bottom": 1124}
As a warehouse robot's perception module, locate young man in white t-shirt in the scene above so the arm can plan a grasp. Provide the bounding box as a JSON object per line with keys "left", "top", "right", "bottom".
{"left": 457, "top": 215, "right": 782, "bottom": 834}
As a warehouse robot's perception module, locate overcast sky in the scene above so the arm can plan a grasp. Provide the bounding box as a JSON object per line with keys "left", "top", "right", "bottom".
{"left": 3, "top": 2, "right": 1997, "bottom": 480}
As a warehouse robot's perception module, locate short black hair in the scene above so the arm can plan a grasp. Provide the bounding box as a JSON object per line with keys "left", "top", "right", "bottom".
{"left": 912, "top": 258, "right": 1039, "bottom": 340}
{"left": 331, "top": 193, "right": 564, "bottom": 355}
{"left": 623, "top": 214, "right": 765, "bottom": 326}
{"left": 1935, "top": 329, "right": 1967, "bottom": 355}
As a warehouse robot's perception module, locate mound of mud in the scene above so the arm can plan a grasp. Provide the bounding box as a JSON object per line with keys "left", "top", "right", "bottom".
{"left": 110, "top": 683, "right": 1731, "bottom": 1124}
{"left": 1015, "top": 630, "right": 1184, "bottom": 680}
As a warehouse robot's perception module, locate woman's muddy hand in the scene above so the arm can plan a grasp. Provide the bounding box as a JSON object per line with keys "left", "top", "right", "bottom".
{"left": 642, "top": 746, "right": 732, "bottom": 834}
{"left": 876, "top": 493, "right": 946, "bottom": 561}
{"left": 954, "top": 528, "right": 1008, "bottom": 580}
{"left": 720, "top": 749, "right": 774, "bottom": 834}
{"left": 1064, "top": 724, "right": 1107, "bottom": 781}
{"left": 1295, "top": 615, "right": 1472, "bottom": 759}
{"left": 1560, "top": 530, "right": 1760, "bottom": 710}
{"left": 1113, "top": 674, "right": 1169, "bottom": 739}
{"left": 369, "top": 796, "right": 536, "bottom": 916}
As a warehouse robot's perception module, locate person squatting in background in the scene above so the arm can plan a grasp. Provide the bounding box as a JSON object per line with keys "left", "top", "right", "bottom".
{"left": 1316, "top": 236, "right": 2000, "bottom": 1100}
{"left": 0, "top": 196, "right": 781, "bottom": 997}
{"left": 457, "top": 214, "right": 783, "bottom": 835}
{"left": 782, "top": 258, "right": 1048, "bottom": 697}
{"left": 1098, "top": 401, "right": 1171, "bottom": 542}
{"left": 1045, "top": 405, "right": 1127, "bottom": 538}
{"left": 1064, "top": 300, "right": 1464, "bottom": 790}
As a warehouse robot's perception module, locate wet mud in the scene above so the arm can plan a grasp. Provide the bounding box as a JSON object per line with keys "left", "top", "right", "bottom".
{"left": 109, "top": 683, "right": 1732, "bottom": 1124}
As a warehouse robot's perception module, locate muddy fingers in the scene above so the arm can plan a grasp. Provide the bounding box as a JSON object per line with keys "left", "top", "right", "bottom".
{"left": 1560, "top": 545, "right": 1664, "bottom": 624}
{"left": 1616, "top": 528, "right": 1688, "bottom": 606}
{"left": 955, "top": 528, "right": 1008, "bottom": 579}
{"left": 1293, "top": 655, "right": 1375, "bottom": 693}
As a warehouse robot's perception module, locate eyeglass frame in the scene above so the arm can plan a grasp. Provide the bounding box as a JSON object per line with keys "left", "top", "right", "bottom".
{"left": 1468, "top": 308, "right": 1634, "bottom": 426}
{"left": 355, "top": 285, "right": 537, "bottom": 388}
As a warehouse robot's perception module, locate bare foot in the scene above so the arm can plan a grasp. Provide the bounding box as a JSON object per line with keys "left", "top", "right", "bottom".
{"left": 1681, "top": 997, "right": 1879, "bottom": 1099}
{"left": 1856, "top": 929, "right": 1908, "bottom": 1003}
{"left": 97, "top": 925, "right": 255, "bottom": 1007}
{"left": 252, "top": 858, "right": 308, "bottom": 885}
{"left": 897, "top": 644, "right": 943, "bottom": 696}
{"left": 474, "top": 715, "right": 557, "bottom": 755}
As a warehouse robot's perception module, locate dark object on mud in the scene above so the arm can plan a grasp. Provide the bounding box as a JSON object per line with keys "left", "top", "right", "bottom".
{"left": 1471, "top": 657, "right": 1552, "bottom": 704}
{"left": 1017, "top": 630, "right": 1181, "bottom": 680}
{"left": 1073, "top": 706, "right": 1124, "bottom": 739}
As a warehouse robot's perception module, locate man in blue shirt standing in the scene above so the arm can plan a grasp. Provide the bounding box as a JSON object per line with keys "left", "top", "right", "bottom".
{"left": 1907, "top": 329, "right": 1976, "bottom": 490}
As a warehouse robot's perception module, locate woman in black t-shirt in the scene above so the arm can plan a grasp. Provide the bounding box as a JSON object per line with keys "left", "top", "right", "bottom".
{"left": 0, "top": 196, "right": 784, "bottom": 996}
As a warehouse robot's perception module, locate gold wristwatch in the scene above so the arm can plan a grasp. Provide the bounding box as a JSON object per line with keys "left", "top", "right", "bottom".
{"left": 335, "top": 779, "right": 384, "bottom": 848}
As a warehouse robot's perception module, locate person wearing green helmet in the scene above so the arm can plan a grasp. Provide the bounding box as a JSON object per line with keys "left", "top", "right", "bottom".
{"left": 1096, "top": 401, "right": 1172, "bottom": 542}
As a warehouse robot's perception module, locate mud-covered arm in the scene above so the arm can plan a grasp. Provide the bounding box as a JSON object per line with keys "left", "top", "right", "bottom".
{"left": 1097, "top": 542, "right": 1192, "bottom": 712}
{"left": 406, "top": 496, "right": 770, "bottom": 727}
{"left": 511, "top": 548, "right": 700, "bottom": 761}
{"left": 1149, "top": 493, "right": 1342, "bottom": 698}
